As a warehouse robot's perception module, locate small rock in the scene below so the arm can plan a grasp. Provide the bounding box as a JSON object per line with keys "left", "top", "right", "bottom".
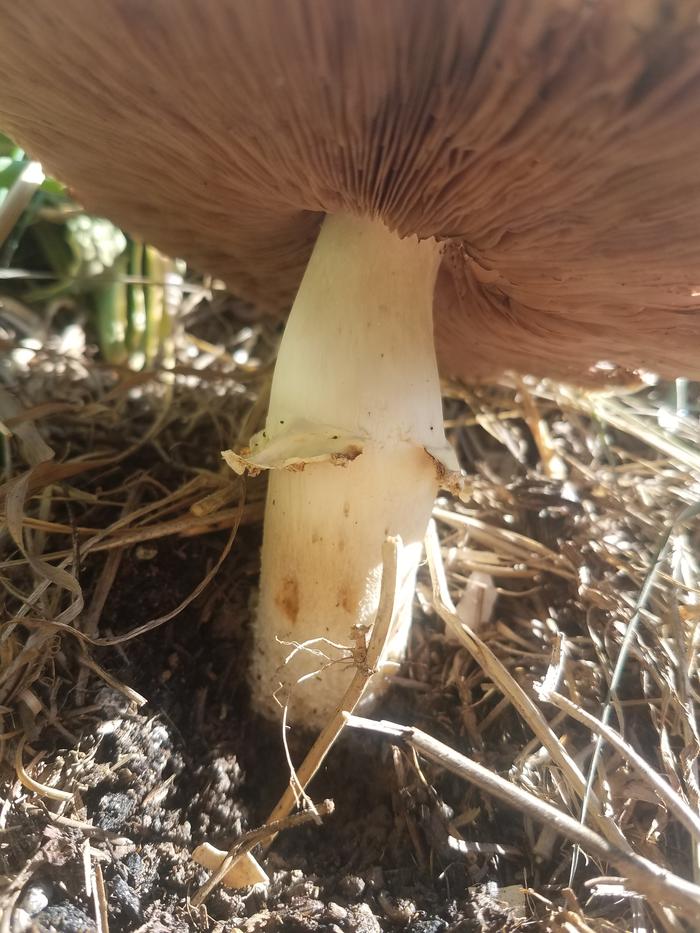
{"left": 345, "top": 902, "right": 381, "bottom": 933}
{"left": 138, "top": 812, "right": 152, "bottom": 830}
{"left": 407, "top": 918, "right": 448, "bottom": 933}
{"left": 325, "top": 902, "right": 347, "bottom": 921}
{"left": 148, "top": 724, "right": 171, "bottom": 750}
{"left": 286, "top": 880, "right": 321, "bottom": 900}
{"left": 19, "top": 881, "right": 51, "bottom": 915}
{"left": 207, "top": 885, "right": 245, "bottom": 921}
{"left": 240, "top": 909, "right": 272, "bottom": 931}
{"left": 244, "top": 882, "right": 268, "bottom": 915}
{"left": 111, "top": 875, "right": 141, "bottom": 922}
{"left": 122, "top": 851, "right": 146, "bottom": 885}
{"left": 11, "top": 907, "right": 31, "bottom": 932}
{"left": 288, "top": 896, "right": 325, "bottom": 917}
{"left": 35, "top": 900, "right": 97, "bottom": 932}
{"left": 377, "top": 890, "right": 416, "bottom": 923}
{"left": 338, "top": 874, "right": 365, "bottom": 900}
{"left": 95, "top": 791, "right": 135, "bottom": 831}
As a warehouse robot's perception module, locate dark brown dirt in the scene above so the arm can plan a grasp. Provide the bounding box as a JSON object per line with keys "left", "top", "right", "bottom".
{"left": 5, "top": 312, "right": 696, "bottom": 932}
{"left": 8, "top": 527, "right": 525, "bottom": 933}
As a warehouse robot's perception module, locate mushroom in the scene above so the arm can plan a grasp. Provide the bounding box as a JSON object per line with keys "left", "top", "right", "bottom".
{"left": 1, "top": 1, "right": 700, "bottom": 726}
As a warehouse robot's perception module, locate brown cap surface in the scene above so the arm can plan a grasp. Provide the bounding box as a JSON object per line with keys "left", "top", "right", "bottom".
{"left": 1, "top": 0, "right": 699, "bottom": 383}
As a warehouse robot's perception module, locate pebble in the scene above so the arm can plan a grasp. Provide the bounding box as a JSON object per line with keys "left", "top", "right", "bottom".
{"left": 239, "top": 909, "right": 271, "bottom": 931}
{"left": 377, "top": 890, "right": 416, "bottom": 923}
{"left": 10, "top": 908, "right": 31, "bottom": 932}
{"left": 95, "top": 790, "right": 135, "bottom": 831}
{"left": 338, "top": 874, "right": 365, "bottom": 900}
{"left": 286, "top": 896, "right": 325, "bottom": 917}
{"left": 19, "top": 881, "right": 51, "bottom": 916}
{"left": 346, "top": 902, "right": 381, "bottom": 933}
{"left": 286, "top": 879, "right": 321, "bottom": 900}
{"left": 111, "top": 875, "right": 142, "bottom": 922}
{"left": 325, "top": 902, "right": 347, "bottom": 921}
{"left": 407, "top": 919, "right": 448, "bottom": 933}
{"left": 35, "top": 901, "right": 97, "bottom": 933}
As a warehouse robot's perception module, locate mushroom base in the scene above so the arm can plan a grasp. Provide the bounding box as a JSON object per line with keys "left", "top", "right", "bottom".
{"left": 251, "top": 445, "right": 438, "bottom": 723}
{"left": 230, "top": 212, "right": 456, "bottom": 726}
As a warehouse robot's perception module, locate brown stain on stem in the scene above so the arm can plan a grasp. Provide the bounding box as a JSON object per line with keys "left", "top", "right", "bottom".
{"left": 336, "top": 581, "right": 356, "bottom": 614}
{"left": 276, "top": 575, "right": 300, "bottom": 625}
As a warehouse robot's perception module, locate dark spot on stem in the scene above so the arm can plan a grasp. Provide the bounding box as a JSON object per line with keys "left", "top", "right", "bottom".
{"left": 337, "top": 582, "right": 356, "bottom": 613}
{"left": 275, "top": 576, "right": 299, "bottom": 625}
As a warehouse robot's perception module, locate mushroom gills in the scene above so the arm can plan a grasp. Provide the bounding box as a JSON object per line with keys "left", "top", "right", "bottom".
{"left": 224, "top": 212, "right": 458, "bottom": 725}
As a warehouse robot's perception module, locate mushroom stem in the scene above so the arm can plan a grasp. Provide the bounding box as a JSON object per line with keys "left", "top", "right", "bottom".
{"left": 226, "top": 213, "right": 456, "bottom": 725}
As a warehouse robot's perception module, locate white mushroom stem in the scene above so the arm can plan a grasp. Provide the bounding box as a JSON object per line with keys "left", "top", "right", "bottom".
{"left": 224, "top": 212, "right": 458, "bottom": 725}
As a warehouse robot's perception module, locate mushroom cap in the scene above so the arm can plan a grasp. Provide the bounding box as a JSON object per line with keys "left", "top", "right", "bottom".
{"left": 1, "top": 0, "right": 699, "bottom": 383}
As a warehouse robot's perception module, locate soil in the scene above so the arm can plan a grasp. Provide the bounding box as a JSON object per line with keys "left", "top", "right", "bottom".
{"left": 7, "top": 529, "right": 524, "bottom": 933}
{"left": 3, "top": 306, "right": 696, "bottom": 933}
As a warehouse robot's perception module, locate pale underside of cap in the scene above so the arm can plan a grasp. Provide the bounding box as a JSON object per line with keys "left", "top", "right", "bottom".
{"left": 0, "top": 0, "right": 699, "bottom": 383}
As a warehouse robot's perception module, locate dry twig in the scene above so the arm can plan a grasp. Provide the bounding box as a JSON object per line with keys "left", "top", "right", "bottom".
{"left": 345, "top": 714, "right": 700, "bottom": 916}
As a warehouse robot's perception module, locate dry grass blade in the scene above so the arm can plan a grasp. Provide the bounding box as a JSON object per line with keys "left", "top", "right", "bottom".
{"left": 3, "top": 500, "right": 243, "bottom": 658}
{"left": 345, "top": 714, "right": 700, "bottom": 916}
{"left": 93, "top": 860, "right": 109, "bottom": 933}
{"left": 77, "top": 654, "right": 147, "bottom": 707}
{"left": 90, "top": 507, "right": 243, "bottom": 647}
{"left": 0, "top": 386, "right": 55, "bottom": 466}
{"left": 424, "top": 518, "right": 630, "bottom": 852}
{"left": 540, "top": 688, "right": 700, "bottom": 844}
{"left": 5, "top": 472, "right": 85, "bottom": 629}
{"left": 0, "top": 503, "right": 261, "bottom": 570}
{"left": 432, "top": 505, "right": 576, "bottom": 580}
{"left": 14, "top": 735, "right": 73, "bottom": 802}
{"left": 574, "top": 498, "right": 700, "bottom": 878}
{"left": 587, "top": 395, "right": 700, "bottom": 474}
